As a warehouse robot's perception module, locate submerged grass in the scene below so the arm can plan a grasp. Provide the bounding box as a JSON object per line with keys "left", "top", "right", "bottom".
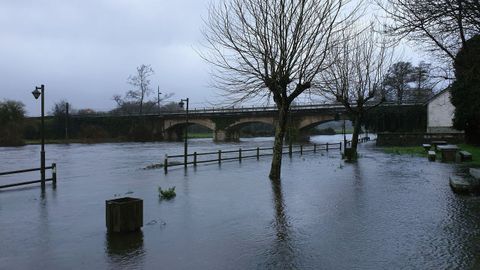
{"left": 382, "top": 144, "right": 480, "bottom": 166}
{"left": 382, "top": 146, "right": 427, "bottom": 157}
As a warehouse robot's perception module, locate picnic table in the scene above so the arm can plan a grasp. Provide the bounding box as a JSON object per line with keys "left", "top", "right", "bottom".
{"left": 437, "top": 145, "right": 459, "bottom": 162}
{"left": 431, "top": 140, "right": 447, "bottom": 150}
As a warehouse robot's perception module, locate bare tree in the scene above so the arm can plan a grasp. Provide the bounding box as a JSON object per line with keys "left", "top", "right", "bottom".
{"left": 114, "top": 64, "right": 155, "bottom": 115}
{"left": 383, "top": 61, "right": 415, "bottom": 104}
{"left": 318, "top": 26, "right": 394, "bottom": 155}
{"left": 202, "top": 0, "right": 360, "bottom": 180}
{"left": 377, "top": 0, "right": 480, "bottom": 64}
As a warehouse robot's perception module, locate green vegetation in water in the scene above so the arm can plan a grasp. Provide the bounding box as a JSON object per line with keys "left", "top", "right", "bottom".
{"left": 159, "top": 186, "right": 176, "bottom": 200}
{"left": 382, "top": 146, "right": 427, "bottom": 157}
{"left": 144, "top": 161, "right": 183, "bottom": 170}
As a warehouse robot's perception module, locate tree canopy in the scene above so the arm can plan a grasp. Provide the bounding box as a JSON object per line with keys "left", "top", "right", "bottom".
{"left": 451, "top": 35, "right": 480, "bottom": 144}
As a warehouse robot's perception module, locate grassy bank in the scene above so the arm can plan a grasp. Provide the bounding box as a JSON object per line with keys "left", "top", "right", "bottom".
{"left": 188, "top": 133, "right": 212, "bottom": 139}
{"left": 25, "top": 138, "right": 127, "bottom": 145}
{"left": 382, "top": 144, "right": 480, "bottom": 166}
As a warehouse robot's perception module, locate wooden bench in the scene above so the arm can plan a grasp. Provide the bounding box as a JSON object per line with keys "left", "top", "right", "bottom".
{"left": 459, "top": 151, "right": 473, "bottom": 162}
{"left": 428, "top": 151, "right": 436, "bottom": 162}
{"left": 422, "top": 144, "right": 431, "bottom": 151}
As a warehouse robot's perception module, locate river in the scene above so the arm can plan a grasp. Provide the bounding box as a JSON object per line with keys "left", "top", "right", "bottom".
{"left": 0, "top": 135, "right": 479, "bottom": 269}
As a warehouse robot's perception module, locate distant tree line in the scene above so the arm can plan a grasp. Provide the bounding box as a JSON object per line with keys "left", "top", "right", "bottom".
{"left": 0, "top": 100, "right": 26, "bottom": 146}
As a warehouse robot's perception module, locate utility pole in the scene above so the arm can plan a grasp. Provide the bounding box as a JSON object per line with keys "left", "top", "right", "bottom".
{"left": 65, "top": 102, "right": 69, "bottom": 140}
{"left": 157, "top": 86, "right": 162, "bottom": 113}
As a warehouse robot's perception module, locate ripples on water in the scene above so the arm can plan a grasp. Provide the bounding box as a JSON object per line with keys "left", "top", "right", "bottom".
{"left": 0, "top": 135, "right": 480, "bottom": 269}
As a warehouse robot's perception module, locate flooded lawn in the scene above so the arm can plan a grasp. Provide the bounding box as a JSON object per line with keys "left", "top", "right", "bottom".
{"left": 1, "top": 136, "right": 480, "bottom": 269}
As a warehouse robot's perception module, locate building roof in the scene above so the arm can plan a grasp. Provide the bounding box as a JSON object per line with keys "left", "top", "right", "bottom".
{"left": 425, "top": 87, "right": 450, "bottom": 105}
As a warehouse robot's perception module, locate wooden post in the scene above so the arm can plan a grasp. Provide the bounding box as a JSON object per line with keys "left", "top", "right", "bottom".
{"left": 52, "top": 163, "right": 57, "bottom": 188}
{"left": 106, "top": 197, "right": 143, "bottom": 233}
{"left": 218, "top": 150, "right": 222, "bottom": 165}
{"left": 314, "top": 144, "right": 317, "bottom": 153}
{"left": 193, "top": 152, "right": 197, "bottom": 167}
{"left": 340, "top": 142, "right": 342, "bottom": 152}
{"left": 164, "top": 154, "right": 168, "bottom": 174}
{"left": 289, "top": 142, "right": 293, "bottom": 157}
{"left": 300, "top": 145, "right": 303, "bottom": 155}
{"left": 326, "top": 142, "right": 329, "bottom": 152}
{"left": 239, "top": 148, "right": 242, "bottom": 162}
{"left": 256, "top": 147, "right": 260, "bottom": 160}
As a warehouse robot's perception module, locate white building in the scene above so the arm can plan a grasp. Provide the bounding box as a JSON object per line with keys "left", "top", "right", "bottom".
{"left": 427, "top": 88, "right": 462, "bottom": 133}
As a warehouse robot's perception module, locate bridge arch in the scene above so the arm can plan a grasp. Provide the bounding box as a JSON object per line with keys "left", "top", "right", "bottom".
{"left": 163, "top": 118, "right": 216, "bottom": 141}
{"left": 225, "top": 118, "right": 275, "bottom": 132}
{"left": 164, "top": 118, "right": 216, "bottom": 132}
{"left": 297, "top": 114, "right": 339, "bottom": 131}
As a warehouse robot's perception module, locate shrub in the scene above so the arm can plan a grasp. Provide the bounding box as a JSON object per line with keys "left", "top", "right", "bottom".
{"left": 158, "top": 186, "right": 176, "bottom": 200}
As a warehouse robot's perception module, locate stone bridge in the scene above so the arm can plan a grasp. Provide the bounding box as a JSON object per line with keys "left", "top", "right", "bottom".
{"left": 160, "top": 104, "right": 348, "bottom": 141}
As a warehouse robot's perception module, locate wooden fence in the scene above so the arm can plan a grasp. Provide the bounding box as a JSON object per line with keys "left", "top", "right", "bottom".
{"left": 163, "top": 142, "right": 342, "bottom": 173}
{"left": 0, "top": 164, "right": 57, "bottom": 189}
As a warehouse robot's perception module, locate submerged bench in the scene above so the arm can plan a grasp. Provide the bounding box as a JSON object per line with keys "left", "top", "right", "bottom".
{"left": 471, "top": 168, "right": 480, "bottom": 180}
{"left": 428, "top": 151, "right": 436, "bottom": 162}
{"left": 459, "top": 151, "right": 473, "bottom": 162}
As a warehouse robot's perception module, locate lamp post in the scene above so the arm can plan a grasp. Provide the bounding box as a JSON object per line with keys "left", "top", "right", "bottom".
{"left": 179, "top": 98, "right": 189, "bottom": 167}
{"left": 32, "top": 85, "right": 45, "bottom": 189}
{"left": 343, "top": 115, "right": 347, "bottom": 153}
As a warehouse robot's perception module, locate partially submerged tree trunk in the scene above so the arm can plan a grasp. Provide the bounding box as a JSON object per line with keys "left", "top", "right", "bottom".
{"left": 350, "top": 114, "right": 362, "bottom": 154}
{"left": 269, "top": 104, "right": 289, "bottom": 180}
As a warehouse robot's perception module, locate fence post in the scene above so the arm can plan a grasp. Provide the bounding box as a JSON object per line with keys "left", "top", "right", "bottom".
{"left": 52, "top": 163, "right": 57, "bottom": 188}
{"left": 326, "top": 142, "right": 329, "bottom": 152}
{"left": 314, "top": 144, "right": 317, "bottom": 153}
{"left": 239, "top": 148, "right": 242, "bottom": 162}
{"left": 300, "top": 145, "right": 303, "bottom": 155}
{"left": 256, "top": 147, "right": 260, "bottom": 160}
{"left": 193, "top": 152, "right": 197, "bottom": 167}
{"left": 289, "top": 141, "right": 293, "bottom": 157}
{"left": 218, "top": 150, "right": 222, "bottom": 165}
{"left": 339, "top": 142, "right": 342, "bottom": 152}
{"left": 164, "top": 154, "right": 168, "bottom": 174}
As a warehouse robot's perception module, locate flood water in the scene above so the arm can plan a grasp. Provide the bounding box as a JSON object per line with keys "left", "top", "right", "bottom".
{"left": 1, "top": 135, "right": 480, "bottom": 269}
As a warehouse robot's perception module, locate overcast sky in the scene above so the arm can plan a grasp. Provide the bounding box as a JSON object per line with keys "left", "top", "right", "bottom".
{"left": 0, "top": 0, "right": 220, "bottom": 116}
{"left": 1, "top": 0, "right": 424, "bottom": 116}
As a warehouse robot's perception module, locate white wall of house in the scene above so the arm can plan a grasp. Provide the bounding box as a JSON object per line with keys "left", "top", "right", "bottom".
{"left": 427, "top": 90, "right": 458, "bottom": 133}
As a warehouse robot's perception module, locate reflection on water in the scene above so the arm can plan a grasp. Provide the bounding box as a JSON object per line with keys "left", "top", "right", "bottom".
{"left": 105, "top": 231, "right": 145, "bottom": 269}
{"left": 263, "top": 180, "right": 297, "bottom": 270}
{"left": 1, "top": 137, "right": 480, "bottom": 269}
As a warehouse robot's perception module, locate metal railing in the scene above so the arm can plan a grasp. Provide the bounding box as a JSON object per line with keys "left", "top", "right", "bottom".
{"left": 163, "top": 142, "right": 342, "bottom": 173}
{"left": 63, "top": 101, "right": 420, "bottom": 118}
{"left": 0, "top": 164, "right": 57, "bottom": 189}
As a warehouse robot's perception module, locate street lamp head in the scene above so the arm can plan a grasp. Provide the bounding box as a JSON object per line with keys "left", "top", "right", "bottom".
{"left": 179, "top": 100, "right": 185, "bottom": 108}
{"left": 32, "top": 88, "right": 41, "bottom": 99}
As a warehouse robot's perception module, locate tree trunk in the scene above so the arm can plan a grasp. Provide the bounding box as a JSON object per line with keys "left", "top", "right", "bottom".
{"left": 269, "top": 105, "right": 289, "bottom": 180}
{"left": 350, "top": 114, "right": 362, "bottom": 153}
